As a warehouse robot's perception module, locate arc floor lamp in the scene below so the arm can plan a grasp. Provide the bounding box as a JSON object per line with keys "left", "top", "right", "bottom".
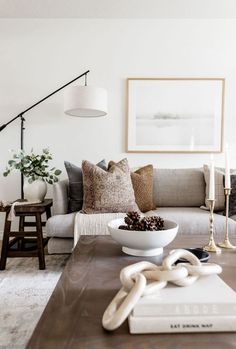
{"left": 0, "top": 70, "right": 108, "bottom": 198}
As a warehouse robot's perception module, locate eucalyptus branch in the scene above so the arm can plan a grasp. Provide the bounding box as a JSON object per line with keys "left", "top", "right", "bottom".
{"left": 3, "top": 148, "right": 61, "bottom": 184}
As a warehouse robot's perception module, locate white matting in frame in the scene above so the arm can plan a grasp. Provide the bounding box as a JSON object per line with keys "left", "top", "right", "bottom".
{"left": 126, "top": 78, "right": 225, "bottom": 153}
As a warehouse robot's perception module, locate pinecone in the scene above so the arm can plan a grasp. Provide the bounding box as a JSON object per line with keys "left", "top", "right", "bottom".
{"left": 155, "top": 216, "right": 165, "bottom": 230}
{"left": 142, "top": 217, "right": 152, "bottom": 230}
{"left": 124, "top": 216, "right": 133, "bottom": 226}
{"left": 118, "top": 225, "right": 130, "bottom": 230}
{"left": 126, "top": 211, "right": 141, "bottom": 223}
{"left": 118, "top": 212, "right": 165, "bottom": 231}
{"left": 134, "top": 220, "right": 146, "bottom": 231}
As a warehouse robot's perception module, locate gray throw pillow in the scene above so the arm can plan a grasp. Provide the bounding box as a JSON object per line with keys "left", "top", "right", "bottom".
{"left": 229, "top": 175, "right": 236, "bottom": 216}
{"left": 64, "top": 159, "right": 107, "bottom": 213}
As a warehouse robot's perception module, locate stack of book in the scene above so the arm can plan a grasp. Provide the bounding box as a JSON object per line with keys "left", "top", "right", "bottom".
{"left": 128, "top": 275, "right": 236, "bottom": 333}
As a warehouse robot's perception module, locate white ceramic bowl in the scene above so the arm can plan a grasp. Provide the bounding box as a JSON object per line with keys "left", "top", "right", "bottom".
{"left": 107, "top": 218, "right": 178, "bottom": 257}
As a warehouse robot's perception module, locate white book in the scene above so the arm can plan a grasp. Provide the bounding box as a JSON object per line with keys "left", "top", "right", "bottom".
{"left": 128, "top": 314, "right": 236, "bottom": 333}
{"left": 133, "top": 275, "right": 236, "bottom": 317}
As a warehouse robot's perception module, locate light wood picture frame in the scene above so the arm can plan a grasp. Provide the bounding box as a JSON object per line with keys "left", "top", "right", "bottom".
{"left": 126, "top": 78, "right": 225, "bottom": 153}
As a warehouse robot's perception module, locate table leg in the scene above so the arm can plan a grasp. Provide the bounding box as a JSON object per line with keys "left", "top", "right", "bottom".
{"left": 18, "top": 216, "right": 25, "bottom": 250}
{"left": 45, "top": 207, "right": 51, "bottom": 220}
{"left": 35, "top": 213, "right": 45, "bottom": 270}
{"left": 0, "top": 212, "right": 11, "bottom": 270}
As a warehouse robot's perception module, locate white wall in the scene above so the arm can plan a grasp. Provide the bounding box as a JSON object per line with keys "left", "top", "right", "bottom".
{"left": 0, "top": 19, "right": 236, "bottom": 230}
{"left": 2, "top": 0, "right": 236, "bottom": 18}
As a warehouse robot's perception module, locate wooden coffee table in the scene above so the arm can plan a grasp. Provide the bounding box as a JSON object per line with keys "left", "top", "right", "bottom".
{"left": 27, "top": 235, "right": 236, "bottom": 349}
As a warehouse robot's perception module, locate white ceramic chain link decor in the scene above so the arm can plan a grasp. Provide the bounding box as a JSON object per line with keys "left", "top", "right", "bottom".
{"left": 102, "top": 249, "right": 222, "bottom": 331}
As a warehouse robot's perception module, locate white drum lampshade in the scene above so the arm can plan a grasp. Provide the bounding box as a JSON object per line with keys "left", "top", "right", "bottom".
{"left": 64, "top": 85, "right": 107, "bottom": 117}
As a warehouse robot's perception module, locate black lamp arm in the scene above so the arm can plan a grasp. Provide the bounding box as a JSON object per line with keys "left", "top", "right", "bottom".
{"left": 0, "top": 69, "right": 90, "bottom": 200}
{"left": 0, "top": 113, "right": 22, "bottom": 131}
{"left": 0, "top": 69, "right": 90, "bottom": 133}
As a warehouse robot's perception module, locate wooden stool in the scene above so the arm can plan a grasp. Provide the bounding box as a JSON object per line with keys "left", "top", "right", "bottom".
{"left": 0, "top": 199, "right": 52, "bottom": 270}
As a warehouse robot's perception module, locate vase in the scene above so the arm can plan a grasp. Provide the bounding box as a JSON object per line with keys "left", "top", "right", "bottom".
{"left": 23, "top": 179, "right": 47, "bottom": 202}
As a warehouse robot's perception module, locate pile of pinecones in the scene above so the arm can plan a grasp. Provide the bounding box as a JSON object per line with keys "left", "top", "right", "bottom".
{"left": 119, "top": 211, "right": 165, "bottom": 231}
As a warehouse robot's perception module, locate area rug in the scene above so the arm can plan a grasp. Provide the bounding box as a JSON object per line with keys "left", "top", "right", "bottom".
{"left": 0, "top": 254, "right": 69, "bottom": 349}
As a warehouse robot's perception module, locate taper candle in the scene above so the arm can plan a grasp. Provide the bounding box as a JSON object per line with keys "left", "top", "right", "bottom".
{"left": 209, "top": 155, "right": 215, "bottom": 200}
{"left": 225, "top": 144, "right": 231, "bottom": 189}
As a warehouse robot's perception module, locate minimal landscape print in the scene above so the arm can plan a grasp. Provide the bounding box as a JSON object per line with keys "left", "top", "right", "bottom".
{"left": 127, "top": 79, "right": 224, "bottom": 152}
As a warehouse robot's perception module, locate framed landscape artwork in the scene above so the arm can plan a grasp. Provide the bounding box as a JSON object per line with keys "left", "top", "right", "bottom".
{"left": 126, "top": 78, "right": 225, "bottom": 153}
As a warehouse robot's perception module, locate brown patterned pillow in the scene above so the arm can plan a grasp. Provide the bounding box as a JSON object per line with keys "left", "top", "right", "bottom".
{"left": 82, "top": 158, "right": 139, "bottom": 213}
{"left": 109, "top": 162, "right": 155, "bottom": 213}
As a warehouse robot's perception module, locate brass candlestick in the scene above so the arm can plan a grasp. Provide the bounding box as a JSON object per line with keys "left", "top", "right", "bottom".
{"left": 203, "top": 199, "right": 221, "bottom": 253}
{"left": 218, "top": 188, "right": 236, "bottom": 249}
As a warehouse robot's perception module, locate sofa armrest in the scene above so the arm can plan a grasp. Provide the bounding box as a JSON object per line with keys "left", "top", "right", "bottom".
{"left": 52, "top": 179, "right": 69, "bottom": 215}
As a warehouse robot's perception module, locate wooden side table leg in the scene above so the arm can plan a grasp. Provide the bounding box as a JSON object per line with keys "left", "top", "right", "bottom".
{"left": 0, "top": 212, "right": 11, "bottom": 270}
{"left": 45, "top": 207, "right": 51, "bottom": 220}
{"left": 35, "top": 213, "right": 45, "bottom": 270}
{"left": 18, "top": 216, "right": 25, "bottom": 250}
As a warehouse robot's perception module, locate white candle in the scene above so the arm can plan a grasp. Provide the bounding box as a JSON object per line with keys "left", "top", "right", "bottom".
{"left": 209, "top": 155, "right": 215, "bottom": 200}
{"left": 225, "top": 143, "right": 231, "bottom": 189}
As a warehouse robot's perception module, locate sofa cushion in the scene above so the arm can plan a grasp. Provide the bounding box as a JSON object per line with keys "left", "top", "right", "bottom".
{"left": 147, "top": 207, "right": 236, "bottom": 235}
{"left": 64, "top": 159, "right": 106, "bottom": 213}
{"left": 52, "top": 179, "right": 69, "bottom": 215}
{"left": 48, "top": 237, "right": 74, "bottom": 254}
{"left": 153, "top": 168, "right": 205, "bottom": 207}
{"left": 82, "top": 159, "right": 139, "bottom": 213}
{"left": 73, "top": 207, "right": 236, "bottom": 246}
{"left": 46, "top": 212, "right": 76, "bottom": 238}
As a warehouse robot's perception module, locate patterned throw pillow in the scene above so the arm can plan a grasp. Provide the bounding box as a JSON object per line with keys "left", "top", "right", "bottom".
{"left": 64, "top": 159, "right": 107, "bottom": 213}
{"left": 109, "top": 162, "right": 155, "bottom": 213}
{"left": 82, "top": 158, "right": 139, "bottom": 213}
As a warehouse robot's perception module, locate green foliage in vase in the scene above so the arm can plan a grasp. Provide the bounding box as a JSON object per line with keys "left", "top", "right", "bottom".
{"left": 3, "top": 148, "right": 62, "bottom": 184}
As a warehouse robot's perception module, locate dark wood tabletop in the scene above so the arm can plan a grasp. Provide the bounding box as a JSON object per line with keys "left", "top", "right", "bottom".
{"left": 14, "top": 199, "right": 53, "bottom": 213}
{"left": 0, "top": 199, "right": 52, "bottom": 213}
{"left": 26, "top": 234, "right": 236, "bottom": 349}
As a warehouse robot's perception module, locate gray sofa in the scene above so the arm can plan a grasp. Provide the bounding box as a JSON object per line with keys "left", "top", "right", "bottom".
{"left": 46, "top": 168, "right": 236, "bottom": 254}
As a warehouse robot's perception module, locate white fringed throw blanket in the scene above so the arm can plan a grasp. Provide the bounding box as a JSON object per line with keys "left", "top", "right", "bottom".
{"left": 74, "top": 212, "right": 126, "bottom": 247}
